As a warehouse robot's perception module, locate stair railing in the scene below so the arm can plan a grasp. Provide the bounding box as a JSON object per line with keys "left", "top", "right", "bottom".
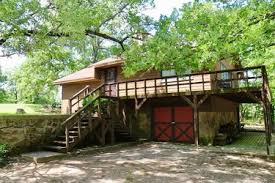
{"left": 63, "top": 84, "right": 105, "bottom": 151}
{"left": 69, "top": 85, "right": 91, "bottom": 114}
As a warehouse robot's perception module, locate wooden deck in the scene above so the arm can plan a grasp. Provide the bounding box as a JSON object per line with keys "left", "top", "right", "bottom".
{"left": 102, "top": 66, "right": 270, "bottom": 101}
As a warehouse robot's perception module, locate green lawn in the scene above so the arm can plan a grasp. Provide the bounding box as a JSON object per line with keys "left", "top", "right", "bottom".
{"left": 221, "top": 132, "right": 268, "bottom": 155}
{"left": 0, "top": 104, "right": 58, "bottom": 115}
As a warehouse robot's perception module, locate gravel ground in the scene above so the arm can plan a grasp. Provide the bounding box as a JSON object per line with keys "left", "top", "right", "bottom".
{"left": 0, "top": 142, "right": 274, "bottom": 183}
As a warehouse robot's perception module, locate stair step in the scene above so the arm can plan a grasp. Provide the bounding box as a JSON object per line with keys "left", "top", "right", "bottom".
{"left": 116, "top": 132, "right": 130, "bottom": 135}
{"left": 57, "top": 135, "right": 78, "bottom": 140}
{"left": 115, "top": 129, "right": 129, "bottom": 133}
{"left": 69, "top": 130, "right": 78, "bottom": 134}
{"left": 43, "top": 145, "right": 67, "bottom": 152}
{"left": 53, "top": 140, "right": 74, "bottom": 145}
{"left": 72, "top": 126, "right": 87, "bottom": 129}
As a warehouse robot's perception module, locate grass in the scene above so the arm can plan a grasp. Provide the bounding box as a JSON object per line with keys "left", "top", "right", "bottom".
{"left": 0, "top": 104, "right": 59, "bottom": 115}
{"left": 222, "top": 132, "right": 267, "bottom": 155}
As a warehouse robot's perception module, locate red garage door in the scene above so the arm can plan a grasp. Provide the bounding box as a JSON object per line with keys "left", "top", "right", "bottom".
{"left": 154, "top": 106, "right": 194, "bottom": 143}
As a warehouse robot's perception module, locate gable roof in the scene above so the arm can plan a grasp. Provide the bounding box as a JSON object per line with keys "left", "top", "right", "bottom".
{"left": 54, "top": 57, "right": 123, "bottom": 85}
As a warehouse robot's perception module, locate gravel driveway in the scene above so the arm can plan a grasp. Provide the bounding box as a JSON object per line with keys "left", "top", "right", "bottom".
{"left": 0, "top": 142, "right": 274, "bottom": 183}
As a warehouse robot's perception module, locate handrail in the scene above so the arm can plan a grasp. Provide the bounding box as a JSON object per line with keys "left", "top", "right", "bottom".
{"left": 69, "top": 85, "right": 90, "bottom": 100}
{"left": 69, "top": 84, "right": 105, "bottom": 114}
{"left": 115, "top": 65, "right": 264, "bottom": 85}
{"left": 101, "top": 66, "right": 265, "bottom": 98}
{"left": 62, "top": 96, "right": 100, "bottom": 127}
{"left": 63, "top": 84, "right": 107, "bottom": 152}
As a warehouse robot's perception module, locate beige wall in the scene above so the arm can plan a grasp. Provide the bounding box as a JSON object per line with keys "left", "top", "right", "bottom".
{"left": 61, "top": 81, "right": 101, "bottom": 114}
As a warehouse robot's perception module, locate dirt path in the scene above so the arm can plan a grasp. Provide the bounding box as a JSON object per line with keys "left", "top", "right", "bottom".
{"left": 1, "top": 143, "right": 274, "bottom": 183}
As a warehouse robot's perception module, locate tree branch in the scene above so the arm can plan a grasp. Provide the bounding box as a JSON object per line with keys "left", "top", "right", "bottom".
{"left": 98, "top": 3, "right": 129, "bottom": 28}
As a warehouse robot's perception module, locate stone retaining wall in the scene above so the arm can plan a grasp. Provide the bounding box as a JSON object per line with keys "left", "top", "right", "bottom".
{"left": 0, "top": 115, "right": 69, "bottom": 153}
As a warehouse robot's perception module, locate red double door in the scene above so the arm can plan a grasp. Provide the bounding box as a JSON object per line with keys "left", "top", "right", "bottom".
{"left": 153, "top": 106, "right": 194, "bottom": 143}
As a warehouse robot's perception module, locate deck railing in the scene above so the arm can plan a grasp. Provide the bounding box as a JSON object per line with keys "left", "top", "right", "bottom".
{"left": 103, "top": 66, "right": 267, "bottom": 98}
{"left": 69, "top": 66, "right": 271, "bottom": 112}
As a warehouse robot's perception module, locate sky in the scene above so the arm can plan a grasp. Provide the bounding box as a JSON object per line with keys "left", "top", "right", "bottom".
{"left": 0, "top": 0, "right": 191, "bottom": 72}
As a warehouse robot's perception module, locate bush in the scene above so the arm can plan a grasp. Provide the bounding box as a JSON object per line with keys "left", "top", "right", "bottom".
{"left": 0, "top": 144, "right": 8, "bottom": 167}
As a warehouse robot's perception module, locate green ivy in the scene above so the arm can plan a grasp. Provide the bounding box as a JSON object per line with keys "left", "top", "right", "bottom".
{"left": 0, "top": 144, "right": 9, "bottom": 167}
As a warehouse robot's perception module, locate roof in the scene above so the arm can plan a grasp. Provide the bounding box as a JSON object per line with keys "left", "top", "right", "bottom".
{"left": 91, "top": 57, "right": 124, "bottom": 69}
{"left": 54, "top": 57, "right": 123, "bottom": 85}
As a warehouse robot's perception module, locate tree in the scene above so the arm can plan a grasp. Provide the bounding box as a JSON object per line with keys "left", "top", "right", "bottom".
{"left": 11, "top": 46, "right": 90, "bottom": 104}
{"left": 0, "top": 66, "right": 7, "bottom": 102}
{"left": 0, "top": 0, "right": 155, "bottom": 105}
{"left": 123, "top": 0, "right": 275, "bottom": 103}
{"left": 0, "top": 0, "right": 154, "bottom": 60}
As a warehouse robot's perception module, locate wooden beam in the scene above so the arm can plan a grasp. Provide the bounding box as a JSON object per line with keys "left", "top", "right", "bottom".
{"left": 262, "top": 102, "right": 270, "bottom": 155}
{"left": 246, "top": 92, "right": 262, "bottom": 104}
{"left": 135, "top": 97, "right": 147, "bottom": 111}
{"left": 193, "top": 95, "right": 199, "bottom": 147}
{"left": 180, "top": 95, "right": 194, "bottom": 108}
{"left": 198, "top": 94, "right": 210, "bottom": 108}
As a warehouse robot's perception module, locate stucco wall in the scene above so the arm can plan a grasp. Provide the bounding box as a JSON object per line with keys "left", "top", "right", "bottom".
{"left": 61, "top": 81, "right": 100, "bottom": 114}
{"left": 0, "top": 115, "right": 69, "bottom": 153}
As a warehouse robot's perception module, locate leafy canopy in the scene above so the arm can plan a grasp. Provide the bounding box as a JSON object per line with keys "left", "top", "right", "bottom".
{"left": 0, "top": 0, "right": 154, "bottom": 104}
{"left": 123, "top": 0, "right": 275, "bottom": 76}
{"left": 0, "top": 0, "right": 154, "bottom": 59}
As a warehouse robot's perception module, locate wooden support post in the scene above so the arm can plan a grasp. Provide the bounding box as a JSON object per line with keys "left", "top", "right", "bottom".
{"left": 165, "top": 78, "right": 168, "bottom": 94}
{"left": 110, "top": 119, "right": 115, "bottom": 145}
{"left": 154, "top": 79, "right": 157, "bottom": 96}
{"left": 126, "top": 81, "right": 128, "bottom": 98}
{"left": 97, "top": 98, "right": 102, "bottom": 118}
{"left": 65, "top": 126, "right": 69, "bottom": 152}
{"left": 263, "top": 102, "right": 270, "bottom": 155}
{"left": 77, "top": 116, "right": 81, "bottom": 140}
{"left": 193, "top": 95, "right": 199, "bottom": 147}
{"left": 177, "top": 76, "right": 180, "bottom": 95}
{"left": 69, "top": 100, "right": 72, "bottom": 114}
{"left": 135, "top": 81, "right": 137, "bottom": 97}
{"left": 88, "top": 107, "right": 92, "bottom": 130}
{"left": 202, "top": 74, "right": 205, "bottom": 92}
{"left": 101, "top": 120, "right": 106, "bottom": 146}
{"left": 236, "top": 106, "right": 240, "bottom": 132}
{"left": 135, "top": 97, "right": 147, "bottom": 117}
{"left": 189, "top": 75, "right": 192, "bottom": 92}
{"left": 117, "top": 83, "right": 120, "bottom": 97}
{"left": 144, "top": 79, "right": 147, "bottom": 97}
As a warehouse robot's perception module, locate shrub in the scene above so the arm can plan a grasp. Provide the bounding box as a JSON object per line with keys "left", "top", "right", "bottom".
{"left": 0, "top": 144, "right": 8, "bottom": 167}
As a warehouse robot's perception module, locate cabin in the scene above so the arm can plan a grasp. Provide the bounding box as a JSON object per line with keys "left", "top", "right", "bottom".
{"left": 52, "top": 57, "right": 273, "bottom": 154}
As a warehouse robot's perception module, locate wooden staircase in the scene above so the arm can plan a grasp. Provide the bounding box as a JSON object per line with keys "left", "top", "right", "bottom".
{"left": 43, "top": 84, "right": 131, "bottom": 153}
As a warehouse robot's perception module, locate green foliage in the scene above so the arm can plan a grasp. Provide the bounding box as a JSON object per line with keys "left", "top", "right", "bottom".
{"left": 123, "top": 1, "right": 275, "bottom": 89}
{"left": 0, "top": 0, "right": 154, "bottom": 105}
{"left": 11, "top": 47, "right": 89, "bottom": 105}
{"left": 0, "top": 67, "right": 8, "bottom": 103}
{"left": 0, "top": 0, "right": 154, "bottom": 58}
{"left": 0, "top": 144, "right": 8, "bottom": 167}
{"left": 83, "top": 96, "right": 111, "bottom": 114}
{"left": 240, "top": 104, "right": 263, "bottom": 124}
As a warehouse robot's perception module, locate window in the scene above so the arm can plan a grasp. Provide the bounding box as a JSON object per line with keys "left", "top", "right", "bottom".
{"left": 105, "top": 68, "right": 116, "bottom": 84}
{"left": 161, "top": 70, "right": 176, "bottom": 77}
{"left": 220, "top": 63, "right": 229, "bottom": 80}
